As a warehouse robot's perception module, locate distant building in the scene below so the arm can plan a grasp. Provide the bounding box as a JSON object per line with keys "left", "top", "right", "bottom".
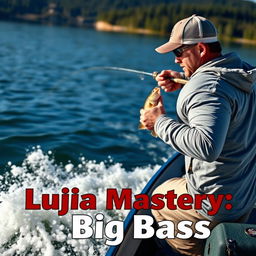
{"left": 47, "top": 3, "right": 58, "bottom": 16}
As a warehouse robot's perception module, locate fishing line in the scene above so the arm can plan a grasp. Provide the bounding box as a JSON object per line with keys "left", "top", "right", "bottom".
{"left": 84, "top": 66, "right": 155, "bottom": 77}
{"left": 57, "top": 66, "right": 155, "bottom": 85}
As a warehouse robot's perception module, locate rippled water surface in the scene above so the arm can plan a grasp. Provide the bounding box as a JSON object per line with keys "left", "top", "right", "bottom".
{"left": 0, "top": 21, "right": 255, "bottom": 255}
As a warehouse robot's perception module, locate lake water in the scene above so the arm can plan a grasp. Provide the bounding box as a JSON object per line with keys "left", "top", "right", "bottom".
{"left": 0, "top": 21, "right": 255, "bottom": 255}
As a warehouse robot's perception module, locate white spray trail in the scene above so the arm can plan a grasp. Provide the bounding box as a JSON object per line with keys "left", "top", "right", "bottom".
{"left": 0, "top": 147, "right": 160, "bottom": 256}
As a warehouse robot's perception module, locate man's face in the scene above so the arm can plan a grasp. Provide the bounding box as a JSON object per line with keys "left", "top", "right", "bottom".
{"left": 173, "top": 44, "right": 201, "bottom": 77}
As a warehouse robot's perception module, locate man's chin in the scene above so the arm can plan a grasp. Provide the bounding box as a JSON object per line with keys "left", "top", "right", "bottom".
{"left": 183, "top": 69, "right": 192, "bottom": 78}
{"left": 184, "top": 71, "right": 189, "bottom": 77}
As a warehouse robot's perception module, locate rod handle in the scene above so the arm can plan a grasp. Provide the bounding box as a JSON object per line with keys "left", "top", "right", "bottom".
{"left": 152, "top": 71, "right": 187, "bottom": 85}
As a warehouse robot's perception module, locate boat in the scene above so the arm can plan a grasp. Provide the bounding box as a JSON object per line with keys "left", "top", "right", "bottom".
{"left": 105, "top": 152, "right": 256, "bottom": 256}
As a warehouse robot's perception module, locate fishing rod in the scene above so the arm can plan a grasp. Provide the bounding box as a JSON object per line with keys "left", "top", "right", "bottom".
{"left": 84, "top": 66, "right": 188, "bottom": 84}
{"left": 53, "top": 66, "right": 188, "bottom": 88}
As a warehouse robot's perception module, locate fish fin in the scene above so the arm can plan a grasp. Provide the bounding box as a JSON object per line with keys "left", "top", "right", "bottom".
{"left": 139, "top": 124, "right": 157, "bottom": 137}
{"left": 151, "top": 130, "right": 158, "bottom": 137}
{"left": 138, "top": 123, "right": 146, "bottom": 130}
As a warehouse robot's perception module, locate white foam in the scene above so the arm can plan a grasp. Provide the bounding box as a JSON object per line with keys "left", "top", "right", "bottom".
{"left": 65, "top": 164, "right": 74, "bottom": 173}
{"left": 0, "top": 148, "right": 160, "bottom": 255}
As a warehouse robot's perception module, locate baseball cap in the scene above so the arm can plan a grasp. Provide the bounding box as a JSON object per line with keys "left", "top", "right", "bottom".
{"left": 155, "top": 14, "right": 218, "bottom": 53}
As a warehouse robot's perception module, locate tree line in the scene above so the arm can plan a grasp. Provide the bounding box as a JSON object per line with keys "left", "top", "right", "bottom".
{"left": 0, "top": 0, "right": 175, "bottom": 18}
{"left": 97, "top": 1, "right": 256, "bottom": 41}
{"left": 0, "top": 0, "right": 255, "bottom": 41}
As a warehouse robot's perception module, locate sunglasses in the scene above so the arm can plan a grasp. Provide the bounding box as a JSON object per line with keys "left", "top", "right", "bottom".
{"left": 173, "top": 44, "right": 197, "bottom": 57}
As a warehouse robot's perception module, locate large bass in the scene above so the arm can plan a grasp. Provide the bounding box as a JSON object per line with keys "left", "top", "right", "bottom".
{"left": 139, "top": 87, "right": 161, "bottom": 137}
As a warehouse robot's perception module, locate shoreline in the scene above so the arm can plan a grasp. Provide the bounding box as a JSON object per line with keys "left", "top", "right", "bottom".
{"left": 95, "top": 21, "right": 256, "bottom": 46}
{"left": 95, "top": 21, "right": 157, "bottom": 35}
{"left": 229, "top": 37, "right": 256, "bottom": 46}
{"left": 1, "top": 17, "right": 256, "bottom": 46}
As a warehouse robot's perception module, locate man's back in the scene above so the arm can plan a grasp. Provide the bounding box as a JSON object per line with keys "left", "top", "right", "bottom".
{"left": 176, "top": 52, "right": 256, "bottom": 221}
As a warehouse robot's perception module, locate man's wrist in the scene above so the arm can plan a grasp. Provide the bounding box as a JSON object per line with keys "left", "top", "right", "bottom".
{"left": 154, "top": 114, "right": 167, "bottom": 131}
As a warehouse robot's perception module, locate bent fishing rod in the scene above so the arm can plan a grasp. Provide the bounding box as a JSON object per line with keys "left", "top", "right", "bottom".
{"left": 84, "top": 66, "right": 188, "bottom": 85}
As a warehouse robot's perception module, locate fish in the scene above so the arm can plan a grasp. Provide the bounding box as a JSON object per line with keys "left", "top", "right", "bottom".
{"left": 139, "top": 87, "right": 161, "bottom": 137}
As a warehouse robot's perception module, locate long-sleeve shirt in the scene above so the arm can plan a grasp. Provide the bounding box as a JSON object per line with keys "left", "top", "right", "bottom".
{"left": 155, "top": 53, "right": 256, "bottom": 221}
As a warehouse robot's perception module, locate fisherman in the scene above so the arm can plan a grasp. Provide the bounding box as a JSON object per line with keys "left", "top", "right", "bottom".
{"left": 140, "top": 14, "right": 256, "bottom": 256}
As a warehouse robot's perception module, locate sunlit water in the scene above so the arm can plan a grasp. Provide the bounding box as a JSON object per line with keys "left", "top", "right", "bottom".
{"left": 0, "top": 21, "right": 255, "bottom": 255}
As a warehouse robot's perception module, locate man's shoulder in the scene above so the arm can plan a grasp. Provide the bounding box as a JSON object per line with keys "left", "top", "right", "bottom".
{"left": 180, "top": 73, "right": 219, "bottom": 98}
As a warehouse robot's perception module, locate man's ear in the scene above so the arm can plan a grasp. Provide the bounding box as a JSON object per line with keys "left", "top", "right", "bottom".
{"left": 198, "top": 43, "right": 207, "bottom": 57}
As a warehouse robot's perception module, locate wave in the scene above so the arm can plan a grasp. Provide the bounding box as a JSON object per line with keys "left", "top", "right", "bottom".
{"left": 0, "top": 147, "right": 160, "bottom": 256}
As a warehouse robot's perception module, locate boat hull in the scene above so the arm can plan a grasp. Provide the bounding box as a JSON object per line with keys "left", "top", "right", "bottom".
{"left": 106, "top": 152, "right": 256, "bottom": 256}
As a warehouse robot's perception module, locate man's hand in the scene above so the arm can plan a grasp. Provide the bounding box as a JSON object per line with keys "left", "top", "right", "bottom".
{"left": 156, "top": 70, "right": 183, "bottom": 92}
{"left": 140, "top": 96, "right": 166, "bottom": 130}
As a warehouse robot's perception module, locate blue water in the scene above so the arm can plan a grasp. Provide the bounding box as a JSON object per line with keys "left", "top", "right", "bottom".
{"left": 0, "top": 21, "right": 256, "bottom": 171}
{"left": 0, "top": 21, "right": 255, "bottom": 255}
{"left": 0, "top": 21, "right": 180, "bottom": 171}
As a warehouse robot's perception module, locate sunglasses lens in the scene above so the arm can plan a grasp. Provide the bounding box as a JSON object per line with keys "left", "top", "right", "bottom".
{"left": 173, "top": 44, "right": 196, "bottom": 57}
{"left": 173, "top": 48, "right": 182, "bottom": 57}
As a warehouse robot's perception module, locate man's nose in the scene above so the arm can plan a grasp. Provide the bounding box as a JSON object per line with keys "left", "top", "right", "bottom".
{"left": 175, "top": 57, "right": 181, "bottom": 64}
